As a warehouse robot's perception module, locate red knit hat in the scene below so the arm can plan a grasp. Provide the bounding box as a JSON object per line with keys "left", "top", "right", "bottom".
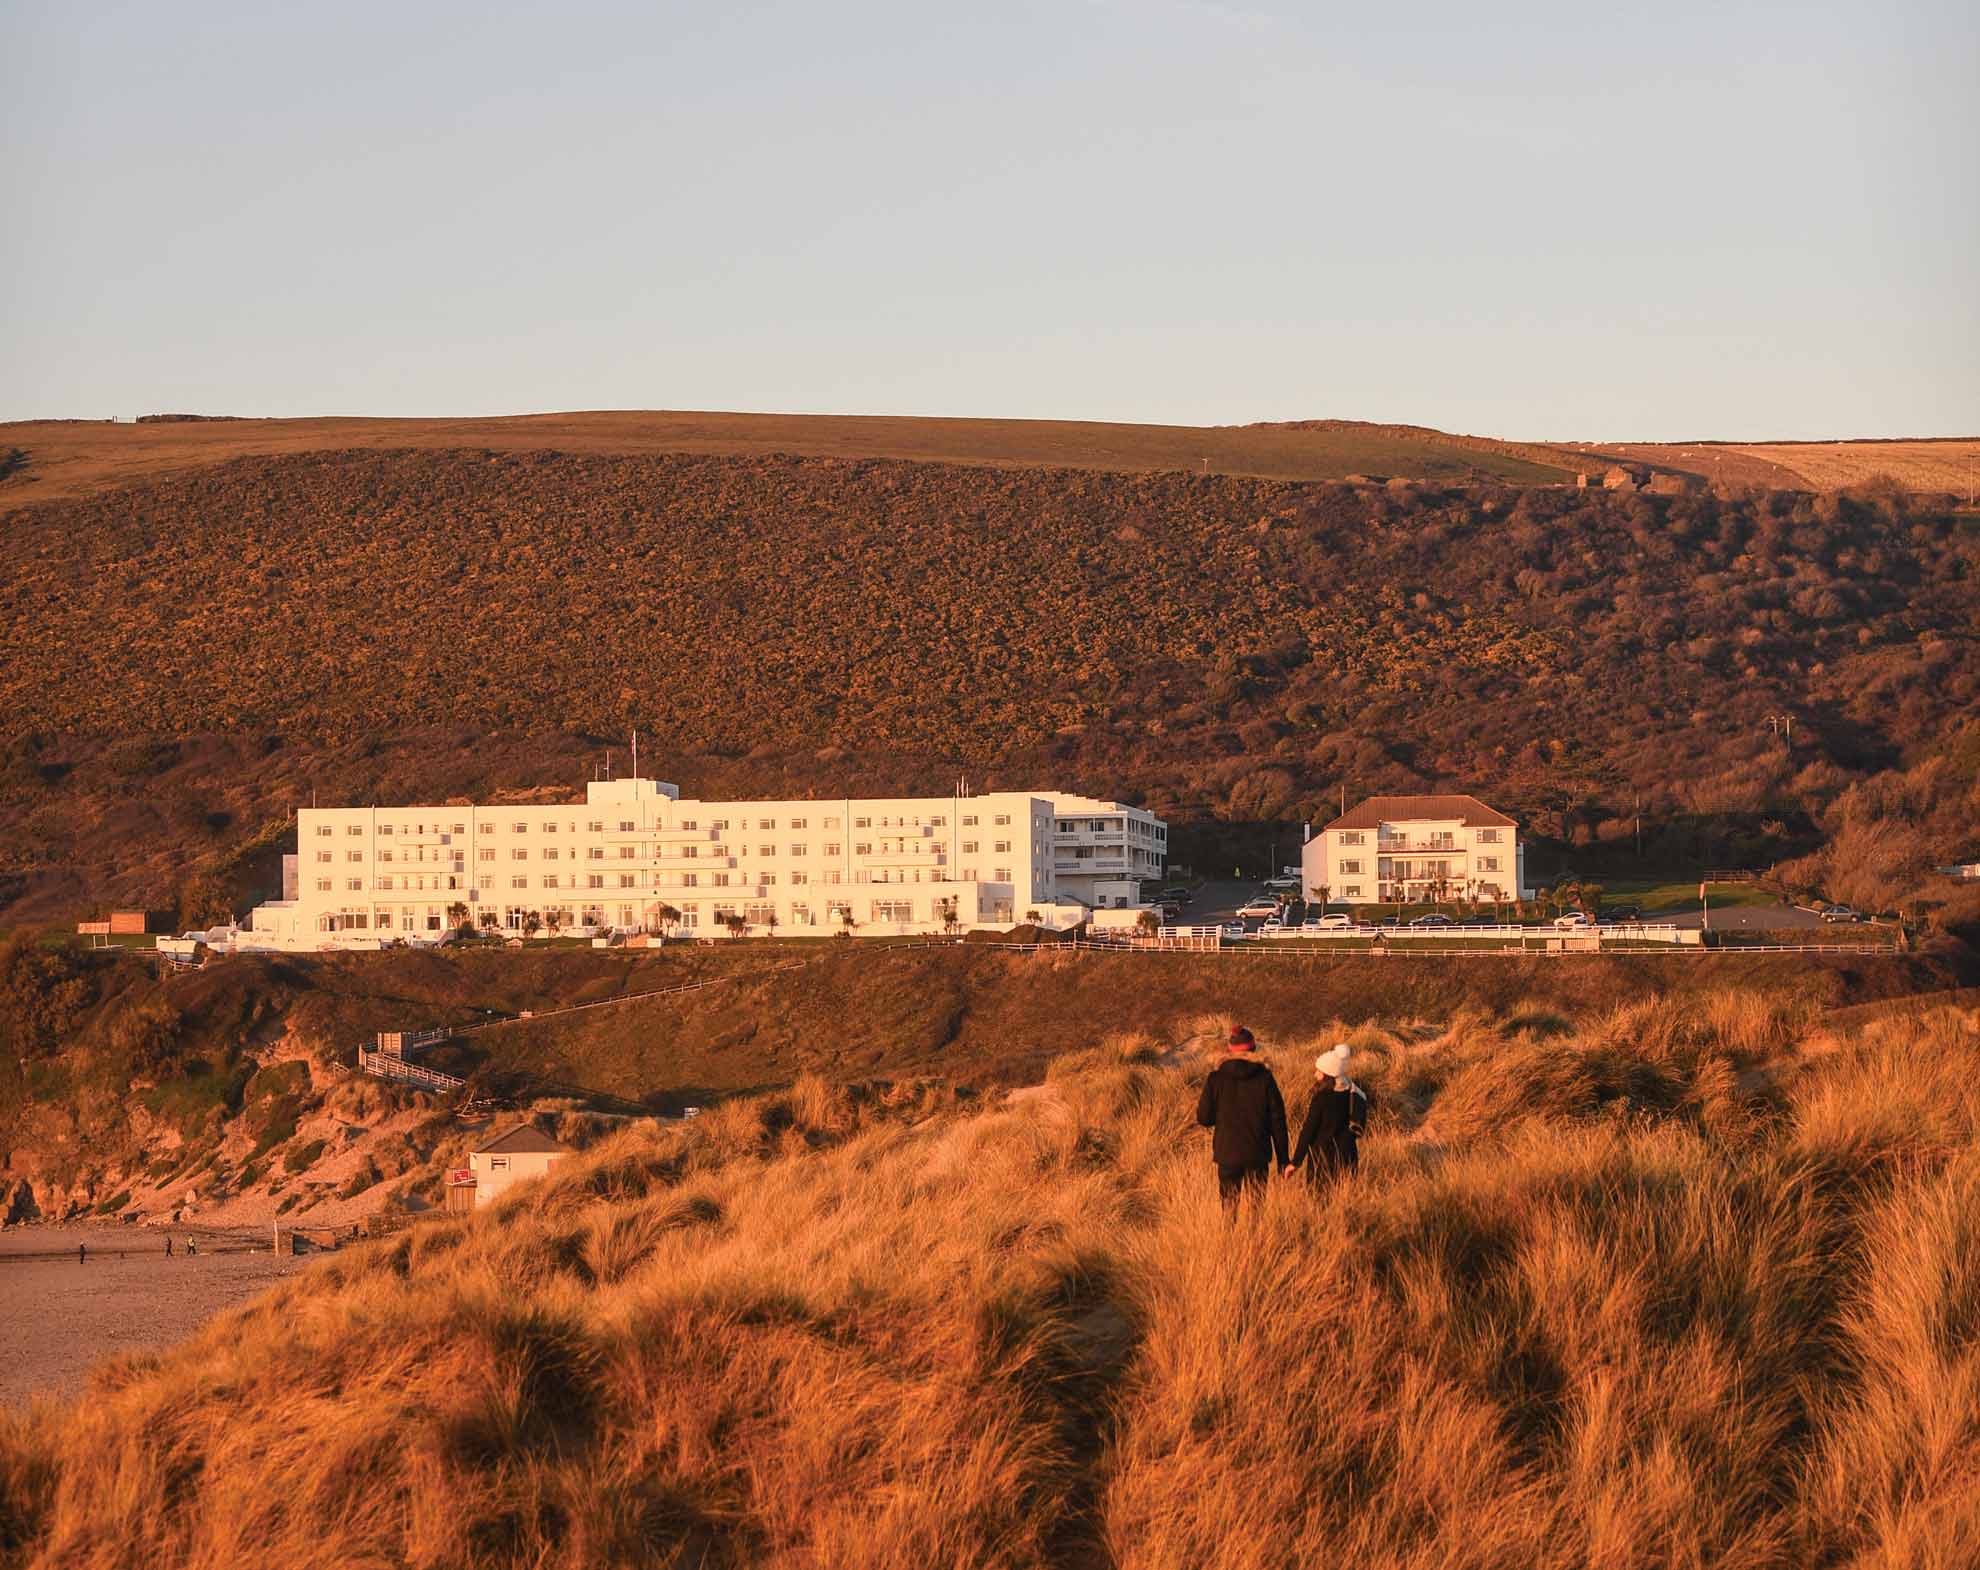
{"left": 1228, "top": 1026, "right": 1255, "bottom": 1049}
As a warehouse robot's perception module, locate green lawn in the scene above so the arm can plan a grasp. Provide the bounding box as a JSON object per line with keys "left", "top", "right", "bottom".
{"left": 1583, "top": 877, "right": 1779, "bottom": 914}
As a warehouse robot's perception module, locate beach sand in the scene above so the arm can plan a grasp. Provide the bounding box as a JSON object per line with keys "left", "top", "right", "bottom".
{"left": 0, "top": 1224, "right": 303, "bottom": 1408}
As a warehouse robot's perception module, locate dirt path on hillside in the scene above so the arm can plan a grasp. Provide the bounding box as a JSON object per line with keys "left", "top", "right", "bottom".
{"left": 0, "top": 1225, "right": 301, "bottom": 1408}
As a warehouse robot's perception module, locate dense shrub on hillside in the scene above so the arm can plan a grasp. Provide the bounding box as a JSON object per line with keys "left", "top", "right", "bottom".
{"left": 2, "top": 450, "right": 1976, "bottom": 915}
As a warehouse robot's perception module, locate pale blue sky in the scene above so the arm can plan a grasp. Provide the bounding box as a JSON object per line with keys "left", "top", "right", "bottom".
{"left": 4, "top": 0, "right": 1974, "bottom": 438}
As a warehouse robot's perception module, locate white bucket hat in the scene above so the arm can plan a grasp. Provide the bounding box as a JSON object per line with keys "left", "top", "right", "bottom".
{"left": 1315, "top": 1044, "right": 1351, "bottom": 1080}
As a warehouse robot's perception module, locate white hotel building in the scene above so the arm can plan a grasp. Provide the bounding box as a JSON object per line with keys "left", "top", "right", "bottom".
{"left": 241, "top": 775, "right": 1166, "bottom": 947}
{"left": 1301, "top": 794, "right": 1530, "bottom": 907}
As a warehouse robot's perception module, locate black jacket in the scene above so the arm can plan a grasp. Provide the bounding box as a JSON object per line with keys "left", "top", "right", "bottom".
{"left": 1290, "top": 1083, "right": 1372, "bottom": 1173}
{"left": 1196, "top": 1056, "right": 1289, "bottom": 1170}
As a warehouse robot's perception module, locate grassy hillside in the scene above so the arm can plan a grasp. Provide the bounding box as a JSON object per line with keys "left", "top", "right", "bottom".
{"left": 6, "top": 936, "right": 1965, "bottom": 1227}
{"left": 0, "top": 410, "right": 1572, "bottom": 513}
{"left": 6, "top": 989, "right": 1979, "bottom": 1567}
{"left": 4, "top": 449, "right": 1977, "bottom": 922}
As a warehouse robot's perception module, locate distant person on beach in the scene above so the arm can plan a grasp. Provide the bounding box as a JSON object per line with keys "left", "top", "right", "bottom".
{"left": 184, "top": 1236, "right": 197, "bottom": 1257}
{"left": 164, "top": 1235, "right": 173, "bottom": 1258}
{"left": 1286, "top": 1044, "right": 1371, "bottom": 1182}
{"left": 1196, "top": 1026, "right": 1289, "bottom": 1202}
{"left": 77, "top": 1242, "right": 86, "bottom": 1265}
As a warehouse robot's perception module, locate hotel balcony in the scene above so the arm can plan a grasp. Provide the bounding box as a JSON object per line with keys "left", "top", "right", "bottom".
{"left": 1377, "top": 837, "right": 1461, "bottom": 854}
{"left": 865, "top": 847, "right": 946, "bottom": 866}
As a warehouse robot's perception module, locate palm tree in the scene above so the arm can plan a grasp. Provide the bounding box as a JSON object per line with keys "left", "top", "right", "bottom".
{"left": 446, "top": 900, "right": 469, "bottom": 933}
{"left": 761, "top": 910, "right": 779, "bottom": 939}
{"left": 1024, "top": 909, "right": 1041, "bottom": 926}
{"left": 650, "top": 902, "right": 682, "bottom": 936}
{"left": 940, "top": 899, "right": 961, "bottom": 938}
{"left": 1308, "top": 883, "right": 1330, "bottom": 918}
{"left": 522, "top": 910, "right": 541, "bottom": 939}
{"left": 1135, "top": 908, "right": 1162, "bottom": 940}
{"left": 836, "top": 907, "right": 858, "bottom": 938}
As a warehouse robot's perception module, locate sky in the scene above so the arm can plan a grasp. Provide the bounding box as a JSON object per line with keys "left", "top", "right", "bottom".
{"left": 3, "top": 0, "right": 1975, "bottom": 439}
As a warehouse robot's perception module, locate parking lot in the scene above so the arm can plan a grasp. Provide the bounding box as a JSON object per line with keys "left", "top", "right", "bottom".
{"left": 1163, "top": 877, "right": 1858, "bottom": 936}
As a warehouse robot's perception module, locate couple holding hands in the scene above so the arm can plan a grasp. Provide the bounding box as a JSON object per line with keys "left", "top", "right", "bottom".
{"left": 1195, "top": 1027, "right": 1370, "bottom": 1201}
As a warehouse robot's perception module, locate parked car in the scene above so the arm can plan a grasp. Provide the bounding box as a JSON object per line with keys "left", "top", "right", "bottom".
{"left": 1220, "top": 923, "right": 1250, "bottom": 941}
{"left": 1258, "top": 918, "right": 1285, "bottom": 935}
{"left": 1604, "top": 905, "right": 1641, "bottom": 923}
{"left": 1554, "top": 912, "right": 1593, "bottom": 930}
{"left": 1236, "top": 899, "right": 1280, "bottom": 918}
{"left": 1154, "top": 900, "right": 1183, "bottom": 919}
{"left": 1821, "top": 905, "right": 1860, "bottom": 924}
{"left": 1308, "top": 913, "right": 1354, "bottom": 930}
{"left": 1409, "top": 913, "right": 1454, "bottom": 928}
{"left": 1157, "top": 887, "right": 1193, "bottom": 906}
{"left": 1264, "top": 877, "right": 1300, "bottom": 891}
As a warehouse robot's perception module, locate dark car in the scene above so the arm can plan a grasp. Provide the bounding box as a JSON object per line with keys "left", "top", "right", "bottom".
{"left": 1408, "top": 913, "right": 1454, "bottom": 928}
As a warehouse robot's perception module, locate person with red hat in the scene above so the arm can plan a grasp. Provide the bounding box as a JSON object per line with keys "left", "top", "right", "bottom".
{"left": 1195, "top": 1025, "right": 1289, "bottom": 1202}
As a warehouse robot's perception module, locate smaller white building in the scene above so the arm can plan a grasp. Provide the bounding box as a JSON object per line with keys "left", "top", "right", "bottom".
{"left": 1303, "top": 794, "right": 1530, "bottom": 907}
{"left": 469, "top": 1125, "right": 573, "bottom": 1208}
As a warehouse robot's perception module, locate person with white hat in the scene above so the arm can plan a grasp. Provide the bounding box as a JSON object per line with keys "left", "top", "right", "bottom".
{"left": 1285, "top": 1043, "right": 1371, "bottom": 1181}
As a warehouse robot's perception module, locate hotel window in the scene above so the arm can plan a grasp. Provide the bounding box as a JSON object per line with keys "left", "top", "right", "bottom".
{"left": 543, "top": 847, "right": 558, "bottom": 860}
{"left": 758, "top": 818, "right": 774, "bottom": 831}
{"left": 761, "top": 873, "right": 777, "bottom": 886}
{"left": 378, "top": 876, "right": 393, "bottom": 890}
{"left": 854, "top": 817, "right": 871, "bottom": 828}
{"left": 1341, "top": 859, "right": 1362, "bottom": 875}
{"left": 377, "top": 824, "right": 394, "bottom": 836}
{"left": 315, "top": 878, "right": 332, "bottom": 891}
{"left": 681, "top": 873, "right": 698, "bottom": 887}
{"left": 1479, "top": 857, "right": 1500, "bottom": 872}
{"left": 679, "top": 819, "right": 696, "bottom": 830}
{"left": 587, "top": 874, "right": 604, "bottom": 889}
{"left": 315, "top": 850, "right": 332, "bottom": 864}
{"left": 512, "top": 876, "right": 528, "bottom": 890}
{"left": 711, "top": 819, "right": 729, "bottom": 831}
{"left": 587, "top": 847, "right": 604, "bottom": 860}
{"left": 790, "top": 816, "right": 807, "bottom": 830}
{"left": 855, "top": 843, "right": 871, "bottom": 856}
{"left": 790, "top": 844, "right": 807, "bottom": 858}
{"left": 542, "top": 874, "right": 560, "bottom": 889}
{"left": 994, "top": 868, "right": 1012, "bottom": 882}
{"left": 823, "top": 816, "right": 840, "bottom": 830}
{"left": 453, "top": 824, "right": 465, "bottom": 836}
{"left": 619, "top": 820, "right": 635, "bottom": 832}
{"left": 1343, "top": 885, "right": 1363, "bottom": 899}
{"left": 962, "top": 841, "right": 978, "bottom": 855}
{"left": 347, "top": 825, "right": 363, "bottom": 837}
{"left": 993, "top": 814, "right": 1010, "bottom": 826}
{"left": 315, "top": 825, "right": 333, "bottom": 837}
{"left": 476, "top": 874, "right": 492, "bottom": 890}
{"left": 479, "top": 848, "right": 496, "bottom": 862}
{"left": 513, "top": 849, "right": 529, "bottom": 861}
{"left": 825, "top": 843, "right": 841, "bottom": 857}
{"left": 962, "top": 815, "right": 978, "bottom": 827}
{"left": 587, "top": 820, "right": 603, "bottom": 833}
{"left": 619, "top": 874, "right": 636, "bottom": 888}
{"left": 379, "top": 849, "right": 394, "bottom": 863}
{"left": 790, "top": 871, "right": 807, "bottom": 885}
{"left": 931, "top": 816, "right": 946, "bottom": 827}
{"left": 512, "top": 822, "right": 528, "bottom": 834}
{"left": 680, "top": 845, "right": 697, "bottom": 859}
{"left": 347, "top": 850, "right": 363, "bottom": 863}
{"left": 713, "top": 873, "right": 730, "bottom": 886}
{"left": 1339, "top": 831, "right": 1364, "bottom": 845}
{"left": 618, "top": 846, "right": 636, "bottom": 859}
{"left": 993, "top": 840, "right": 1011, "bottom": 854}
{"left": 346, "top": 878, "right": 363, "bottom": 891}
{"left": 758, "top": 844, "right": 774, "bottom": 858}
{"left": 1477, "top": 829, "right": 1502, "bottom": 843}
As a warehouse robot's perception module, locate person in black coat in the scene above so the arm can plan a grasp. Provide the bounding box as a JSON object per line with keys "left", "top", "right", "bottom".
{"left": 1196, "top": 1026, "right": 1289, "bottom": 1201}
{"left": 1286, "top": 1043, "right": 1371, "bottom": 1181}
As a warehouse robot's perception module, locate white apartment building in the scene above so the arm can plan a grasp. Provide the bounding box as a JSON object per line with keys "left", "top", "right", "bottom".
{"left": 1036, "top": 793, "right": 1168, "bottom": 907}
{"left": 1301, "top": 794, "right": 1529, "bottom": 907}
{"left": 239, "top": 773, "right": 1164, "bottom": 949}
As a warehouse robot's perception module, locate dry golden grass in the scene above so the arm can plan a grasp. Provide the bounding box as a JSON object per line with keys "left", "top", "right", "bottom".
{"left": 0, "top": 410, "right": 1570, "bottom": 513}
{"left": 1722, "top": 440, "right": 1980, "bottom": 495}
{"left": 6, "top": 1000, "right": 1980, "bottom": 1568}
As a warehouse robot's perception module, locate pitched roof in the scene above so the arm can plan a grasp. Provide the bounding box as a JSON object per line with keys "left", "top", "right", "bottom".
{"left": 473, "top": 1124, "right": 572, "bottom": 1156}
{"left": 1327, "top": 794, "right": 1516, "bottom": 831}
